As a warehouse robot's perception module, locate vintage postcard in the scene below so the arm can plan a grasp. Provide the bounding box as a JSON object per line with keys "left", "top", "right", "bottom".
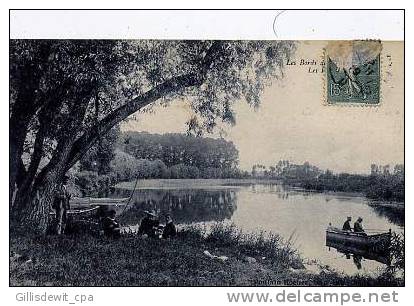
{"left": 9, "top": 11, "right": 404, "bottom": 289}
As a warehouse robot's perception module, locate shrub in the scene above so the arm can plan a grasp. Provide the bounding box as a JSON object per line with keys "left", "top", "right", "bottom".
{"left": 169, "top": 164, "right": 200, "bottom": 179}
{"left": 110, "top": 150, "right": 139, "bottom": 181}
{"left": 74, "top": 171, "right": 116, "bottom": 197}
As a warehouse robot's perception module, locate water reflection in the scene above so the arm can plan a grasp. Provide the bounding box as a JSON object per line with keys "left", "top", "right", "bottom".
{"left": 353, "top": 255, "right": 363, "bottom": 270}
{"left": 368, "top": 202, "right": 405, "bottom": 227}
{"left": 109, "top": 183, "right": 403, "bottom": 275}
{"left": 326, "top": 239, "right": 391, "bottom": 271}
{"left": 110, "top": 188, "right": 237, "bottom": 225}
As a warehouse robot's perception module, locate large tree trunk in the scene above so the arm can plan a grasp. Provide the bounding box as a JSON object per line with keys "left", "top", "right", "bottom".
{"left": 17, "top": 183, "right": 54, "bottom": 235}
{"left": 9, "top": 108, "right": 34, "bottom": 210}
{"left": 11, "top": 97, "right": 90, "bottom": 235}
{"left": 12, "top": 144, "right": 72, "bottom": 235}
{"left": 10, "top": 44, "right": 53, "bottom": 208}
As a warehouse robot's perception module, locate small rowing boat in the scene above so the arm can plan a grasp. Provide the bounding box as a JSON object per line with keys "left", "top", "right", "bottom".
{"left": 69, "top": 197, "right": 129, "bottom": 208}
{"left": 49, "top": 206, "right": 100, "bottom": 218}
{"left": 326, "top": 226, "right": 391, "bottom": 254}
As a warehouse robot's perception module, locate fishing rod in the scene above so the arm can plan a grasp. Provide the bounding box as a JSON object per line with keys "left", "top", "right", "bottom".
{"left": 120, "top": 176, "right": 140, "bottom": 215}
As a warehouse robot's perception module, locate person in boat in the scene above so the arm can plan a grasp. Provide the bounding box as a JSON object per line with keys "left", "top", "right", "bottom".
{"left": 102, "top": 209, "right": 121, "bottom": 238}
{"left": 52, "top": 175, "right": 71, "bottom": 235}
{"left": 353, "top": 217, "right": 367, "bottom": 235}
{"left": 162, "top": 214, "right": 177, "bottom": 239}
{"left": 342, "top": 216, "right": 352, "bottom": 231}
{"left": 138, "top": 210, "right": 159, "bottom": 238}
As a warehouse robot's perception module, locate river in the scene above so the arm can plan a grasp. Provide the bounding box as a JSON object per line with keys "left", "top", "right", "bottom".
{"left": 109, "top": 180, "right": 404, "bottom": 275}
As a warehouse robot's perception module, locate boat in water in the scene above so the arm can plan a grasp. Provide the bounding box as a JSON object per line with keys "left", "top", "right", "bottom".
{"left": 326, "top": 226, "right": 391, "bottom": 265}
{"left": 70, "top": 197, "right": 129, "bottom": 208}
{"left": 49, "top": 206, "right": 100, "bottom": 219}
{"left": 49, "top": 196, "right": 130, "bottom": 220}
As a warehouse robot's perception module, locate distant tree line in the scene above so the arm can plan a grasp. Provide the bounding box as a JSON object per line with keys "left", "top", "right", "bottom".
{"left": 254, "top": 160, "right": 404, "bottom": 202}
{"left": 122, "top": 132, "right": 239, "bottom": 168}
{"left": 72, "top": 131, "right": 247, "bottom": 196}
{"left": 114, "top": 132, "right": 246, "bottom": 180}
{"left": 252, "top": 160, "right": 321, "bottom": 180}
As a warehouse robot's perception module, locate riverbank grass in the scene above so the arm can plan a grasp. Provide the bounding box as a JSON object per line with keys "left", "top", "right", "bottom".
{"left": 10, "top": 224, "right": 403, "bottom": 286}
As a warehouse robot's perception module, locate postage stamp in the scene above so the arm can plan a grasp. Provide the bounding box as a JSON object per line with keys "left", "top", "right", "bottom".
{"left": 325, "top": 40, "right": 382, "bottom": 105}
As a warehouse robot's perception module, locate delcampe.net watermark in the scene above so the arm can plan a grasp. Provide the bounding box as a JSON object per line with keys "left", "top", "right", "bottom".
{"left": 226, "top": 290, "right": 399, "bottom": 305}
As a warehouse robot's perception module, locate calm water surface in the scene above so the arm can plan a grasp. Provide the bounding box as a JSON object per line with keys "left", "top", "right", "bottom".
{"left": 109, "top": 183, "right": 404, "bottom": 275}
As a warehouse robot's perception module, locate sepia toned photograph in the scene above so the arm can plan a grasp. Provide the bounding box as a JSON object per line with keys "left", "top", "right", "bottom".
{"left": 9, "top": 24, "right": 404, "bottom": 286}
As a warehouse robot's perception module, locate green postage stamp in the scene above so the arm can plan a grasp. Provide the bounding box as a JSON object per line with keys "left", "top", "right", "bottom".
{"left": 326, "top": 40, "right": 382, "bottom": 105}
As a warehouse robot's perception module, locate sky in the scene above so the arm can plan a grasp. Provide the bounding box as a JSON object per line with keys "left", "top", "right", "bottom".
{"left": 121, "top": 41, "right": 404, "bottom": 174}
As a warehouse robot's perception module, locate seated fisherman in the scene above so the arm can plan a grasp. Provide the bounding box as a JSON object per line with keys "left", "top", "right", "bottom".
{"left": 138, "top": 210, "right": 159, "bottom": 238}
{"left": 342, "top": 216, "right": 352, "bottom": 231}
{"left": 353, "top": 217, "right": 366, "bottom": 235}
{"left": 162, "top": 214, "right": 177, "bottom": 239}
{"left": 102, "top": 210, "right": 121, "bottom": 238}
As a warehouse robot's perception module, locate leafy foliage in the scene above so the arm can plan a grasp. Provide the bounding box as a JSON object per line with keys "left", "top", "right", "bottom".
{"left": 110, "top": 150, "right": 169, "bottom": 181}
{"left": 79, "top": 126, "right": 120, "bottom": 174}
{"left": 74, "top": 171, "right": 115, "bottom": 197}
{"left": 122, "top": 131, "right": 239, "bottom": 169}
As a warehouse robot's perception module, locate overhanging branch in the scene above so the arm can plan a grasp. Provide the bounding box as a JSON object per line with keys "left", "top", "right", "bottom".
{"left": 65, "top": 41, "right": 224, "bottom": 170}
{"left": 66, "top": 72, "right": 201, "bottom": 169}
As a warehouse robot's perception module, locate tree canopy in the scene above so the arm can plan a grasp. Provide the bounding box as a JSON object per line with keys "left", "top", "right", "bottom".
{"left": 10, "top": 39, "right": 295, "bottom": 233}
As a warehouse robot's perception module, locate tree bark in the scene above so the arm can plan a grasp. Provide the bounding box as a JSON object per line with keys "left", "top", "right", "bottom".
{"left": 10, "top": 43, "right": 53, "bottom": 208}
{"left": 11, "top": 117, "right": 47, "bottom": 216}
{"left": 12, "top": 95, "right": 91, "bottom": 235}
{"left": 9, "top": 107, "right": 34, "bottom": 209}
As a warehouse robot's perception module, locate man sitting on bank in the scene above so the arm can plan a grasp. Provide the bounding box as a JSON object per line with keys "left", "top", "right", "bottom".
{"left": 138, "top": 210, "right": 159, "bottom": 238}
{"left": 162, "top": 214, "right": 177, "bottom": 239}
{"left": 102, "top": 210, "right": 121, "bottom": 238}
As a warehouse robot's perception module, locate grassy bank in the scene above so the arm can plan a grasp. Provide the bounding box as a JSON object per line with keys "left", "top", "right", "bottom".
{"left": 10, "top": 224, "right": 403, "bottom": 287}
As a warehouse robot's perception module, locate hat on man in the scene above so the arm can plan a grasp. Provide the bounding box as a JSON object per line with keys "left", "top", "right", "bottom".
{"left": 144, "top": 210, "right": 157, "bottom": 217}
